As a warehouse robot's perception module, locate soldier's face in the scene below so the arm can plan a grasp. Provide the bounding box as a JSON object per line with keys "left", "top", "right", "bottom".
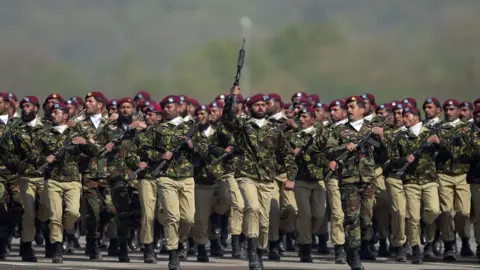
{"left": 119, "top": 103, "right": 134, "bottom": 117}
{"left": 299, "top": 114, "right": 315, "bottom": 128}
{"left": 51, "top": 109, "right": 68, "bottom": 125}
{"left": 108, "top": 106, "right": 117, "bottom": 116}
{"left": 423, "top": 103, "right": 439, "bottom": 119}
{"left": 347, "top": 102, "right": 364, "bottom": 121}
{"left": 85, "top": 97, "right": 102, "bottom": 115}
{"left": 67, "top": 105, "right": 78, "bottom": 116}
{"left": 377, "top": 109, "right": 390, "bottom": 117}
{"left": 46, "top": 99, "right": 59, "bottom": 109}
{"left": 315, "top": 108, "right": 326, "bottom": 121}
{"left": 197, "top": 111, "right": 209, "bottom": 125}
{"left": 403, "top": 113, "right": 419, "bottom": 127}
{"left": 460, "top": 107, "right": 472, "bottom": 121}
{"left": 444, "top": 105, "right": 459, "bottom": 122}
{"left": 145, "top": 111, "right": 160, "bottom": 125}
{"left": 474, "top": 112, "right": 480, "bottom": 125}
{"left": 0, "top": 99, "right": 9, "bottom": 115}
{"left": 235, "top": 103, "right": 243, "bottom": 114}
{"left": 285, "top": 109, "right": 295, "bottom": 119}
{"left": 250, "top": 101, "right": 266, "bottom": 118}
{"left": 393, "top": 109, "right": 404, "bottom": 127}
{"left": 364, "top": 101, "right": 373, "bottom": 115}
{"left": 294, "top": 104, "right": 303, "bottom": 114}
{"left": 21, "top": 103, "right": 37, "bottom": 116}
{"left": 210, "top": 107, "right": 222, "bottom": 123}
{"left": 330, "top": 106, "right": 346, "bottom": 122}
{"left": 163, "top": 103, "right": 180, "bottom": 120}
{"left": 266, "top": 100, "right": 278, "bottom": 115}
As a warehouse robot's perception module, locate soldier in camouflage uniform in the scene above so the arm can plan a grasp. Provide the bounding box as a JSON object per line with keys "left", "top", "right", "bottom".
{"left": 222, "top": 87, "right": 297, "bottom": 270}
{"left": 191, "top": 105, "right": 231, "bottom": 262}
{"left": 459, "top": 101, "right": 474, "bottom": 123}
{"left": 287, "top": 107, "right": 327, "bottom": 262}
{"left": 95, "top": 97, "right": 143, "bottom": 263}
{"left": 428, "top": 99, "right": 472, "bottom": 261}
{"left": 326, "top": 96, "right": 382, "bottom": 270}
{"left": 422, "top": 97, "right": 442, "bottom": 128}
{"left": 390, "top": 106, "right": 441, "bottom": 264}
{"left": 265, "top": 93, "right": 298, "bottom": 258}
{"left": 140, "top": 95, "right": 198, "bottom": 270}
{"left": 32, "top": 102, "right": 95, "bottom": 263}
{"left": 76, "top": 91, "right": 118, "bottom": 260}
{"left": 107, "top": 99, "right": 119, "bottom": 120}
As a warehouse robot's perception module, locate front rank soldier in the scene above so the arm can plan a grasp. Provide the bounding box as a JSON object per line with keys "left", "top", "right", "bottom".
{"left": 77, "top": 91, "right": 118, "bottom": 260}
{"left": 95, "top": 97, "right": 143, "bottom": 263}
{"left": 326, "top": 96, "right": 383, "bottom": 270}
{"left": 222, "top": 87, "right": 297, "bottom": 270}
{"left": 390, "top": 106, "right": 441, "bottom": 264}
{"left": 33, "top": 102, "right": 95, "bottom": 263}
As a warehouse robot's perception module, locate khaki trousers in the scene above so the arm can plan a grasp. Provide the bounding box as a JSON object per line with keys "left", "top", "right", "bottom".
{"left": 438, "top": 174, "right": 471, "bottom": 242}
{"left": 269, "top": 174, "right": 297, "bottom": 241}
{"left": 373, "top": 170, "right": 390, "bottom": 240}
{"left": 385, "top": 177, "right": 407, "bottom": 247}
{"left": 294, "top": 180, "right": 326, "bottom": 245}
{"left": 193, "top": 181, "right": 231, "bottom": 245}
{"left": 18, "top": 176, "right": 50, "bottom": 242}
{"left": 404, "top": 182, "right": 441, "bottom": 246}
{"left": 470, "top": 184, "right": 480, "bottom": 245}
{"left": 225, "top": 173, "right": 244, "bottom": 235}
{"left": 47, "top": 180, "right": 82, "bottom": 243}
{"left": 238, "top": 177, "right": 275, "bottom": 250}
{"left": 137, "top": 178, "right": 163, "bottom": 244}
{"left": 326, "top": 178, "right": 345, "bottom": 245}
{"left": 157, "top": 177, "right": 195, "bottom": 250}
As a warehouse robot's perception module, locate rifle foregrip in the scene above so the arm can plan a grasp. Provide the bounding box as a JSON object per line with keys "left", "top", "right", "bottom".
{"left": 35, "top": 163, "right": 48, "bottom": 175}
{"left": 325, "top": 171, "right": 334, "bottom": 181}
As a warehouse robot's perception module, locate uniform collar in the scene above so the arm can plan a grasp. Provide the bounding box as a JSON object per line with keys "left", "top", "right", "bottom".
{"left": 168, "top": 116, "right": 184, "bottom": 126}
{"left": 0, "top": 114, "right": 8, "bottom": 125}
{"left": 408, "top": 122, "right": 422, "bottom": 136}
{"left": 348, "top": 118, "right": 364, "bottom": 131}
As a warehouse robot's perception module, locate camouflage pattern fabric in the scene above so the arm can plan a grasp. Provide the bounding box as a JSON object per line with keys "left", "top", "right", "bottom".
{"left": 435, "top": 120, "right": 472, "bottom": 175}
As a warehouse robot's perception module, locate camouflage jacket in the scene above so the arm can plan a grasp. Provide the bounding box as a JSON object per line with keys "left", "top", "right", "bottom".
{"left": 382, "top": 126, "right": 407, "bottom": 177}
{"left": 286, "top": 126, "right": 327, "bottom": 182}
{"left": 6, "top": 117, "right": 48, "bottom": 177}
{"left": 390, "top": 125, "right": 437, "bottom": 185}
{"left": 95, "top": 120, "right": 140, "bottom": 182}
{"left": 135, "top": 125, "right": 158, "bottom": 179}
{"left": 33, "top": 125, "right": 94, "bottom": 182}
{"left": 221, "top": 96, "right": 297, "bottom": 182}
{"left": 0, "top": 116, "right": 22, "bottom": 180}
{"left": 192, "top": 125, "right": 224, "bottom": 185}
{"left": 268, "top": 113, "right": 290, "bottom": 176}
{"left": 76, "top": 116, "right": 110, "bottom": 179}
{"left": 325, "top": 120, "right": 376, "bottom": 184}
{"left": 211, "top": 122, "right": 238, "bottom": 174}
{"left": 141, "top": 118, "right": 198, "bottom": 179}
{"left": 466, "top": 125, "right": 480, "bottom": 184}
{"left": 435, "top": 120, "right": 472, "bottom": 176}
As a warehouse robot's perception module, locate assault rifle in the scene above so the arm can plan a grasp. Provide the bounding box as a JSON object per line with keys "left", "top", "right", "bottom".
{"left": 233, "top": 38, "right": 246, "bottom": 87}
{"left": 98, "top": 115, "right": 145, "bottom": 158}
{"left": 35, "top": 140, "right": 74, "bottom": 175}
{"left": 325, "top": 116, "right": 392, "bottom": 181}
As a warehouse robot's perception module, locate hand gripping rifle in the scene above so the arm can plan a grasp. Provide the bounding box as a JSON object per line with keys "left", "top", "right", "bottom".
{"left": 150, "top": 123, "right": 199, "bottom": 178}
{"left": 35, "top": 139, "right": 74, "bottom": 175}
{"left": 325, "top": 116, "right": 392, "bottom": 181}
{"left": 98, "top": 115, "right": 145, "bottom": 158}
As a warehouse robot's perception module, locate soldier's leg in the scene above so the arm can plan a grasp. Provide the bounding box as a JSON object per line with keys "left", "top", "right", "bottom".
{"left": 82, "top": 181, "right": 102, "bottom": 259}
{"left": 470, "top": 183, "right": 480, "bottom": 258}
{"left": 138, "top": 179, "right": 157, "bottom": 246}
{"left": 386, "top": 177, "right": 407, "bottom": 261}
{"left": 311, "top": 181, "right": 327, "bottom": 259}
{"left": 225, "top": 173, "right": 245, "bottom": 258}
{"left": 62, "top": 182, "right": 81, "bottom": 238}
{"left": 7, "top": 181, "right": 23, "bottom": 240}
{"left": 327, "top": 178, "right": 346, "bottom": 263}
{"left": 0, "top": 182, "right": 9, "bottom": 259}
{"left": 109, "top": 178, "right": 132, "bottom": 262}
{"left": 19, "top": 177, "right": 40, "bottom": 244}
{"left": 340, "top": 183, "right": 363, "bottom": 268}
{"left": 178, "top": 177, "right": 195, "bottom": 243}
{"left": 404, "top": 184, "right": 422, "bottom": 263}
{"left": 278, "top": 174, "right": 297, "bottom": 253}
{"left": 452, "top": 175, "right": 472, "bottom": 256}
{"left": 47, "top": 180, "right": 66, "bottom": 263}
{"left": 437, "top": 174, "right": 457, "bottom": 259}
{"left": 359, "top": 183, "right": 376, "bottom": 260}
{"left": 294, "top": 180, "right": 313, "bottom": 260}
{"left": 128, "top": 184, "right": 141, "bottom": 252}
{"left": 193, "top": 184, "right": 214, "bottom": 261}
{"left": 210, "top": 180, "right": 231, "bottom": 257}
{"left": 267, "top": 181, "right": 281, "bottom": 259}
{"left": 373, "top": 174, "right": 390, "bottom": 256}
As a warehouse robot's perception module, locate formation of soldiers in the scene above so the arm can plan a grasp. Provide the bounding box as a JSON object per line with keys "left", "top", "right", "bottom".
{"left": 0, "top": 87, "right": 479, "bottom": 270}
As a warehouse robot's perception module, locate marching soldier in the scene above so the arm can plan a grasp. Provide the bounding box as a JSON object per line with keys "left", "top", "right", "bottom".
{"left": 460, "top": 101, "right": 474, "bottom": 123}
{"left": 467, "top": 106, "right": 480, "bottom": 262}
{"left": 222, "top": 87, "right": 297, "bottom": 270}
{"left": 422, "top": 97, "right": 442, "bottom": 128}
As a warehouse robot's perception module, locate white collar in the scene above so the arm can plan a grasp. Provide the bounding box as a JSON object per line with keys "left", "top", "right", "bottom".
{"left": 53, "top": 125, "right": 68, "bottom": 134}
{"left": 469, "top": 118, "right": 474, "bottom": 123}
{"left": 333, "top": 118, "right": 348, "bottom": 127}
{"left": 27, "top": 117, "right": 38, "bottom": 127}
{"left": 408, "top": 122, "right": 422, "bottom": 136}
{"left": 168, "top": 116, "right": 184, "bottom": 126}
{"left": 364, "top": 114, "right": 374, "bottom": 121}
{"left": 183, "top": 115, "right": 193, "bottom": 122}
{"left": 300, "top": 126, "right": 315, "bottom": 134}
{"left": 269, "top": 111, "right": 284, "bottom": 121}
{"left": 0, "top": 114, "right": 8, "bottom": 125}
{"left": 394, "top": 126, "right": 407, "bottom": 133}
{"left": 251, "top": 118, "right": 267, "bottom": 128}
{"left": 201, "top": 125, "right": 214, "bottom": 137}
{"left": 349, "top": 118, "right": 364, "bottom": 132}
{"left": 322, "top": 120, "right": 329, "bottom": 126}
{"left": 447, "top": 118, "right": 461, "bottom": 127}
{"left": 13, "top": 111, "right": 20, "bottom": 118}
{"left": 426, "top": 117, "right": 440, "bottom": 126}
{"left": 89, "top": 113, "right": 102, "bottom": 129}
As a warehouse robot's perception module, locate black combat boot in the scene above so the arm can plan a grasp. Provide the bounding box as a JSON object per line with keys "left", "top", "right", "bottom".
{"left": 168, "top": 249, "right": 180, "bottom": 270}
{"left": 143, "top": 243, "right": 157, "bottom": 264}
{"left": 231, "top": 234, "right": 244, "bottom": 259}
{"left": 359, "top": 240, "right": 376, "bottom": 261}
{"left": 443, "top": 241, "right": 456, "bottom": 261}
{"left": 257, "top": 248, "right": 265, "bottom": 270}
{"left": 411, "top": 245, "right": 423, "bottom": 264}
{"left": 299, "top": 244, "right": 313, "bottom": 263}
{"left": 286, "top": 232, "right": 296, "bottom": 252}
{"left": 220, "top": 214, "right": 229, "bottom": 248}
{"left": 378, "top": 239, "right": 390, "bottom": 257}
{"left": 108, "top": 238, "right": 119, "bottom": 256}
{"left": 127, "top": 229, "right": 138, "bottom": 251}
{"left": 44, "top": 235, "right": 52, "bottom": 258}
{"left": 118, "top": 241, "right": 130, "bottom": 263}
{"left": 210, "top": 213, "right": 222, "bottom": 239}
{"left": 51, "top": 242, "right": 63, "bottom": 264}
{"left": 154, "top": 222, "right": 164, "bottom": 251}
{"left": 64, "top": 233, "right": 75, "bottom": 254}
{"left": 395, "top": 244, "right": 407, "bottom": 262}
{"left": 317, "top": 233, "right": 329, "bottom": 254}
{"left": 196, "top": 244, "right": 209, "bottom": 262}
{"left": 178, "top": 241, "right": 188, "bottom": 261}
{"left": 247, "top": 238, "right": 261, "bottom": 270}
{"left": 210, "top": 238, "right": 224, "bottom": 257}
{"left": 187, "top": 237, "right": 196, "bottom": 256}
{"left": 461, "top": 237, "right": 474, "bottom": 257}
{"left": 267, "top": 240, "right": 281, "bottom": 260}
{"left": 433, "top": 229, "right": 442, "bottom": 256}
{"left": 334, "top": 245, "right": 347, "bottom": 264}
{"left": 347, "top": 248, "right": 364, "bottom": 270}
{"left": 423, "top": 242, "right": 435, "bottom": 260}
{"left": 278, "top": 230, "right": 285, "bottom": 256}
{"left": 20, "top": 242, "right": 38, "bottom": 262}
{"left": 86, "top": 238, "right": 102, "bottom": 260}
{"left": 34, "top": 220, "right": 44, "bottom": 245}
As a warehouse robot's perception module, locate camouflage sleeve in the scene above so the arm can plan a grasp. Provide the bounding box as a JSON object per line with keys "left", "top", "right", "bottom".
{"left": 325, "top": 128, "right": 345, "bottom": 160}
{"left": 389, "top": 135, "right": 405, "bottom": 168}
{"left": 29, "top": 131, "right": 47, "bottom": 167}
{"left": 221, "top": 95, "right": 241, "bottom": 132}
{"left": 278, "top": 130, "right": 297, "bottom": 181}
{"left": 311, "top": 130, "right": 328, "bottom": 168}
{"left": 141, "top": 127, "right": 164, "bottom": 163}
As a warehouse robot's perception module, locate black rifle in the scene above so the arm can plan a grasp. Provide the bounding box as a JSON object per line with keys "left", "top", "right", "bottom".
{"left": 35, "top": 140, "right": 74, "bottom": 175}
{"left": 325, "top": 116, "right": 392, "bottom": 181}
{"left": 233, "top": 38, "right": 246, "bottom": 87}
{"left": 211, "top": 147, "right": 236, "bottom": 165}
{"left": 150, "top": 123, "right": 199, "bottom": 178}
{"left": 98, "top": 114, "right": 144, "bottom": 158}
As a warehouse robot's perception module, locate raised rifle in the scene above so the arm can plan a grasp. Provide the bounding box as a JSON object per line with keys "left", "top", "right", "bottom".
{"left": 150, "top": 122, "right": 199, "bottom": 178}
{"left": 233, "top": 38, "right": 246, "bottom": 87}
{"left": 325, "top": 116, "right": 392, "bottom": 181}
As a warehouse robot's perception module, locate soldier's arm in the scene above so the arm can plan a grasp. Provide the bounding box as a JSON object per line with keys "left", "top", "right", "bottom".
{"left": 140, "top": 126, "right": 164, "bottom": 163}
{"left": 389, "top": 136, "right": 405, "bottom": 168}
{"left": 325, "top": 128, "right": 345, "bottom": 160}
{"left": 278, "top": 130, "right": 297, "bottom": 181}
{"left": 311, "top": 130, "right": 328, "bottom": 168}
{"left": 221, "top": 95, "right": 241, "bottom": 132}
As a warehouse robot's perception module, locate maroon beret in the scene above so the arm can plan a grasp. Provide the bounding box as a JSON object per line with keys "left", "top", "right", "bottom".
{"left": 107, "top": 99, "right": 118, "bottom": 108}
{"left": 360, "top": 93, "right": 375, "bottom": 103}
{"left": 402, "top": 97, "right": 417, "bottom": 107}
{"left": 291, "top": 91, "right": 308, "bottom": 102}
{"left": 314, "top": 101, "right": 328, "bottom": 110}
{"left": 474, "top": 98, "right": 480, "bottom": 106}
{"left": 474, "top": 105, "right": 480, "bottom": 115}
{"left": 299, "top": 107, "right": 316, "bottom": 115}
{"left": 266, "top": 93, "right": 282, "bottom": 102}
{"left": 376, "top": 103, "right": 393, "bottom": 112}
{"left": 246, "top": 94, "right": 267, "bottom": 106}
{"left": 118, "top": 97, "right": 134, "bottom": 107}
{"left": 403, "top": 106, "right": 421, "bottom": 116}
{"left": 195, "top": 104, "right": 211, "bottom": 115}
{"left": 460, "top": 101, "right": 474, "bottom": 110}
{"left": 134, "top": 90, "right": 151, "bottom": 101}
{"left": 85, "top": 91, "right": 106, "bottom": 103}
{"left": 178, "top": 95, "right": 188, "bottom": 103}
{"left": 44, "top": 93, "right": 64, "bottom": 106}
{"left": 210, "top": 100, "right": 224, "bottom": 109}
{"left": 159, "top": 95, "right": 181, "bottom": 107}
{"left": 51, "top": 102, "right": 69, "bottom": 112}
{"left": 309, "top": 94, "right": 320, "bottom": 103}
{"left": 283, "top": 103, "right": 292, "bottom": 110}
{"left": 0, "top": 93, "right": 10, "bottom": 102}
{"left": 144, "top": 101, "right": 162, "bottom": 114}
{"left": 66, "top": 99, "right": 79, "bottom": 107}
{"left": 423, "top": 97, "right": 441, "bottom": 108}
{"left": 215, "top": 94, "right": 227, "bottom": 101}
{"left": 329, "top": 99, "right": 346, "bottom": 109}
{"left": 70, "top": 96, "right": 84, "bottom": 105}
{"left": 294, "top": 96, "right": 311, "bottom": 105}
{"left": 20, "top": 96, "right": 40, "bottom": 107}
{"left": 345, "top": 96, "right": 365, "bottom": 104}
{"left": 392, "top": 103, "right": 404, "bottom": 111}
{"left": 443, "top": 99, "right": 460, "bottom": 108}
{"left": 7, "top": 92, "right": 17, "bottom": 102}
{"left": 185, "top": 97, "right": 200, "bottom": 108}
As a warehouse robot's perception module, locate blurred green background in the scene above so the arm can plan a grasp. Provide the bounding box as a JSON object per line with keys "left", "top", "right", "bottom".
{"left": 2, "top": 0, "right": 480, "bottom": 104}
